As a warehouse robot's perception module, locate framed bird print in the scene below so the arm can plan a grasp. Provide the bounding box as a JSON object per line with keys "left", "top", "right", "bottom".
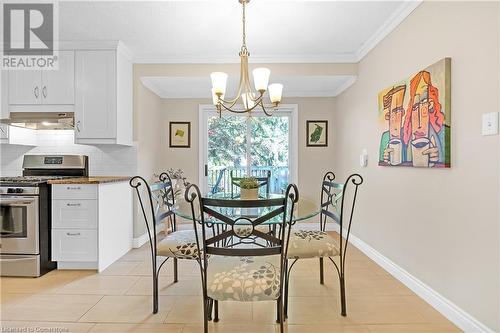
{"left": 169, "top": 122, "right": 191, "bottom": 148}
{"left": 306, "top": 120, "right": 328, "bottom": 147}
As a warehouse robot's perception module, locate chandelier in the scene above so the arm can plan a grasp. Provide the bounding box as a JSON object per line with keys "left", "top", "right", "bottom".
{"left": 210, "top": 0, "right": 283, "bottom": 116}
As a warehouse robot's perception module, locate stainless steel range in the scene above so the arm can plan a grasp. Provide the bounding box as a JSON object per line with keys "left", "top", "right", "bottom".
{"left": 0, "top": 155, "right": 88, "bottom": 277}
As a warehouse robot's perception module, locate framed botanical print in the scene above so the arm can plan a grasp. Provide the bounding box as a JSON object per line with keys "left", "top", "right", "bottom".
{"left": 306, "top": 120, "right": 328, "bottom": 147}
{"left": 169, "top": 122, "right": 191, "bottom": 148}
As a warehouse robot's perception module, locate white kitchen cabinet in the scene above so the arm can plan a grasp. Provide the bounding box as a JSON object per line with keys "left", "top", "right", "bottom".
{"left": 52, "top": 184, "right": 98, "bottom": 200}
{"left": 52, "top": 200, "right": 98, "bottom": 229}
{"left": 74, "top": 45, "right": 132, "bottom": 146}
{"left": 1, "top": 42, "right": 133, "bottom": 147}
{"left": 52, "top": 229, "right": 98, "bottom": 262}
{"left": 41, "top": 51, "right": 75, "bottom": 105}
{"left": 8, "top": 70, "right": 41, "bottom": 105}
{"left": 0, "top": 69, "right": 7, "bottom": 119}
{"left": 51, "top": 181, "right": 133, "bottom": 272}
{"left": 7, "top": 50, "right": 75, "bottom": 108}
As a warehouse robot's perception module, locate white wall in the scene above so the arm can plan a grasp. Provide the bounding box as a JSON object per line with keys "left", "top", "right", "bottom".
{"left": 0, "top": 130, "right": 137, "bottom": 177}
{"left": 132, "top": 66, "right": 165, "bottom": 238}
{"left": 334, "top": 1, "right": 499, "bottom": 330}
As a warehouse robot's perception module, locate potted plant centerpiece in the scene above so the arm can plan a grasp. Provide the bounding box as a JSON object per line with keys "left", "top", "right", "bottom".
{"left": 239, "top": 177, "right": 259, "bottom": 199}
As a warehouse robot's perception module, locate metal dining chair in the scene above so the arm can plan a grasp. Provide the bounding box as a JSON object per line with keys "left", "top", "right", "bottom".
{"left": 129, "top": 173, "right": 200, "bottom": 314}
{"left": 230, "top": 170, "right": 271, "bottom": 198}
{"left": 185, "top": 183, "right": 299, "bottom": 333}
{"left": 284, "top": 172, "right": 363, "bottom": 318}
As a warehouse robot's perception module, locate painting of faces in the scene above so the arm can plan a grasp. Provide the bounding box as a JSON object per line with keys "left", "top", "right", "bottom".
{"left": 378, "top": 58, "right": 451, "bottom": 168}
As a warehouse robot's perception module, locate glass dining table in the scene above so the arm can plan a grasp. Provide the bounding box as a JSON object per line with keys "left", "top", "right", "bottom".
{"left": 172, "top": 192, "right": 320, "bottom": 225}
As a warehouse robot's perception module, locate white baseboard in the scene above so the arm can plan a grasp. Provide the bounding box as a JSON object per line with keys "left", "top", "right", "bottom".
{"left": 57, "top": 261, "right": 97, "bottom": 270}
{"left": 132, "top": 224, "right": 165, "bottom": 248}
{"left": 303, "top": 222, "right": 494, "bottom": 333}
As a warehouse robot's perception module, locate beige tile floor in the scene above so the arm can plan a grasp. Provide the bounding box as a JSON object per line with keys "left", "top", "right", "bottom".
{"left": 1, "top": 232, "right": 461, "bottom": 333}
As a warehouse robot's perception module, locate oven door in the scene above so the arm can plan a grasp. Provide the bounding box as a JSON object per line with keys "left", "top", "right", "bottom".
{"left": 0, "top": 196, "right": 39, "bottom": 254}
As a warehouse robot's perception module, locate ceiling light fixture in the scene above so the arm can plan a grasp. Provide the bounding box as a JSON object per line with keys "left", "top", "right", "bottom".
{"left": 210, "top": 0, "right": 283, "bottom": 116}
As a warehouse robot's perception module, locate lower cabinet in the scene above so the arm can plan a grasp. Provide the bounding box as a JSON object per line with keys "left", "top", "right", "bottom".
{"left": 52, "top": 229, "right": 98, "bottom": 262}
{"left": 51, "top": 181, "right": 132, "bottom": 272}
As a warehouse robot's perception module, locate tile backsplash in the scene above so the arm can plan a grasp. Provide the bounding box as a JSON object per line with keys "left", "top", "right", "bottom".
{"left": 0, "top": 130, "right": 137, "bottom": 176}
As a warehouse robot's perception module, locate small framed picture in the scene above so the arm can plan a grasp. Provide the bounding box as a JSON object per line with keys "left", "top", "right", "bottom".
{"left": 306, "top": 120, "right": 328, "bottom": 147}
{"left": 169, "top": 122, "right": 191, "bottom": 148}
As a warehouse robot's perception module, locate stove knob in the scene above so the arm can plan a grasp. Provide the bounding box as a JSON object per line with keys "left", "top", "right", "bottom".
{"left": 15, "top": 188, "right": 24, "bottom": 193}
{"left": 7, "top": 188, "right": 14, "bottom": 193}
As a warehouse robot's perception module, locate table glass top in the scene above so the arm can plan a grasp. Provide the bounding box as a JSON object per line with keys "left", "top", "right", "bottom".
{"left": 172, "top": 192, "right": 320, "bottom": 224}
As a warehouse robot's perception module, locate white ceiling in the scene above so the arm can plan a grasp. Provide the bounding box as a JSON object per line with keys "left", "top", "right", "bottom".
{"left": 59, "top": 0, "right": 421, "bottom": 63}
{"left": 141, "top": 75, "right": 357, "bottom": 98}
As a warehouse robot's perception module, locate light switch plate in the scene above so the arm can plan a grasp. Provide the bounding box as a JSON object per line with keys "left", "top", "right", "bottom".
{"left": 482, "top": 112, "right": 499, "bottom": 136}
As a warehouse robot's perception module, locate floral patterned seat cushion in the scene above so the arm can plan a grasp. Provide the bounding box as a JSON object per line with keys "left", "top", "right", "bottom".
{"left": 207, "top": 255, "right": 281, "bottom": 302}
{"left": 157, "top": 230, "right": 199, "bottom": 259}
{"left": 287, "top": 230, "right": 340, "bottom": 259}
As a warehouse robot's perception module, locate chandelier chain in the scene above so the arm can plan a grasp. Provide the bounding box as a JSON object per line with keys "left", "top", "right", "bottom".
{"left": 241, "top": 0, "right": 247, "bottom": 52}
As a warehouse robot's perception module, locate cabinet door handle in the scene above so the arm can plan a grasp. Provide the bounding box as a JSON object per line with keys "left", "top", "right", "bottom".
{"left": 0, "top": 126, "right": 5, "bottom": 134}
{"left": 75, "top": 120, "right": 81, "bottom": 133}
{"left": 34, "top": 86, "right": 39, "bottom": 98}
{"left": 66, "top": 203, "right": 81, "bottom": 207}
{"left": 66, "top": 186, "right": 81, "bottom": 190}
{"left": 42, "top": 86, "right": 47, "bottom": 98}
{"left": 66, "top": 232, "right": 81, "bottom": 236}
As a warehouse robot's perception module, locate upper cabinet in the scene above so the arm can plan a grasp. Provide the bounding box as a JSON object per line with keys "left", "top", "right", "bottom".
{"left": 1, "top": 42, "right": 133, "bottom": 146}
{"left": 8, "top": 70, "right": 41, "bottom": 105}
{"left": 74, "top": 46, "right": 132, "bottom": 146}
{"left": 8, "top": 50, "right": 75, "bottom": 108}
{"left": 41, "top": 51, "right": 75, "bottom": 105}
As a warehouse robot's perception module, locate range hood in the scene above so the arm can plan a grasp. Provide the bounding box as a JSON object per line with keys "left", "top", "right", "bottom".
{"left": 0, "top": 112, "right": 74, "bottom": 130}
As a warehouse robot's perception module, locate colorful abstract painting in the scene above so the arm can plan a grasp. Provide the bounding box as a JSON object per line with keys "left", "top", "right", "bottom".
{"left": 378, "top": 58, "right": 451, "bottom": 168}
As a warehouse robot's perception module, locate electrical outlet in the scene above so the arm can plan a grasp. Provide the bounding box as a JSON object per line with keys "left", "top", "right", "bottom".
{"left": 482, "top": 112, "right": 499, "bottom": 136}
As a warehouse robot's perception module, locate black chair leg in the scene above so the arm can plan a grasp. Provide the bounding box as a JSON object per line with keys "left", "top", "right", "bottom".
{"left": 203, "top": 298, "right": 209, "bottom": 333}
{"left": 276, "top": 298, "right": 280, "bottom": 323}
{"left": 278, "top": 296, "right": 285, "bottom": 333}
{"left": 173, "top": 258, "right": 178, "bottom": 283}
{"left": 214, "top": 300, "right": 219, "bottom": 322}
{"left": 284, "top": 261, "right": 290, "bottom": 318}
{"left": 152, "top": 273, "right": 159, "bottom": 314}
{"left": 207, "top": 299, "right": 213, "bottom": 321}
{"left": 340, "top": 275, "right": 347, "bottom": 316}
{"left": 319, "top": 257, "right": 324, "bottom": 284}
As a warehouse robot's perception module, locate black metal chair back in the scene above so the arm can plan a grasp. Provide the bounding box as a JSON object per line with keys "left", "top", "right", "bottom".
{"left": 185, "top": 183, "right": 298, "bottom": 261}
{"left": 129, "top": 173, "right": 179, "bottom": 314}
{"left": 129, "top": 174, "right": 176, "bottom": 258}
{"left": 319, "top": 172, "right": 363, "bottom": 271}
{"left": 230, "top": 170, "right": 271, "bottom": 198}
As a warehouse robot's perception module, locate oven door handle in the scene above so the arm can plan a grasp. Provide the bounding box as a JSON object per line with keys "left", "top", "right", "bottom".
{"left": 0, "top": 257, "right": 34, "bottom": 262}
{"left": 0, "top": 201, "right": 34, "bottom": 206}
{"left": 0, "top": 197, "right": 36, "bottom": 206}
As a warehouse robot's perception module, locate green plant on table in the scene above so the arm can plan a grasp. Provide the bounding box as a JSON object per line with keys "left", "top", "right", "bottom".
{"left": 239, "top": 177, "right": 259, "bottom": 189}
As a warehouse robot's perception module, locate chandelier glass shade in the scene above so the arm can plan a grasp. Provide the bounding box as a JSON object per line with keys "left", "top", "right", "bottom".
{"left": 210, "top": 0, "right": 283, "bottom": 116}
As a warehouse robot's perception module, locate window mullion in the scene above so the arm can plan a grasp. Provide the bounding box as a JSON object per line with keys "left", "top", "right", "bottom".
{"left": 246, "top": 116, "right": 252, "bottom": 176}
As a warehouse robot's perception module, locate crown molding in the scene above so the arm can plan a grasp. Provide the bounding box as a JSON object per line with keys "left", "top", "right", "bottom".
{"left": 140, "top": 77, "right": 165, "bottom": 97}
{"left": 355, "top": 0, "right": 422, "bottom": 61}
{"left": 141, "top": 75, "right": 356, "bottom": 99}
{"left": 133, "top": 53, "right": 358, "bottom": 64}
{"left": 331, "top": 76, "right": 357, "bottom": 96}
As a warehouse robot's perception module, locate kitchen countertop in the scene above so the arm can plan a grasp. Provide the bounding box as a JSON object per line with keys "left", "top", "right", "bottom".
{"left": 47, "top": 176, "right": 131, "bottom": 184}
